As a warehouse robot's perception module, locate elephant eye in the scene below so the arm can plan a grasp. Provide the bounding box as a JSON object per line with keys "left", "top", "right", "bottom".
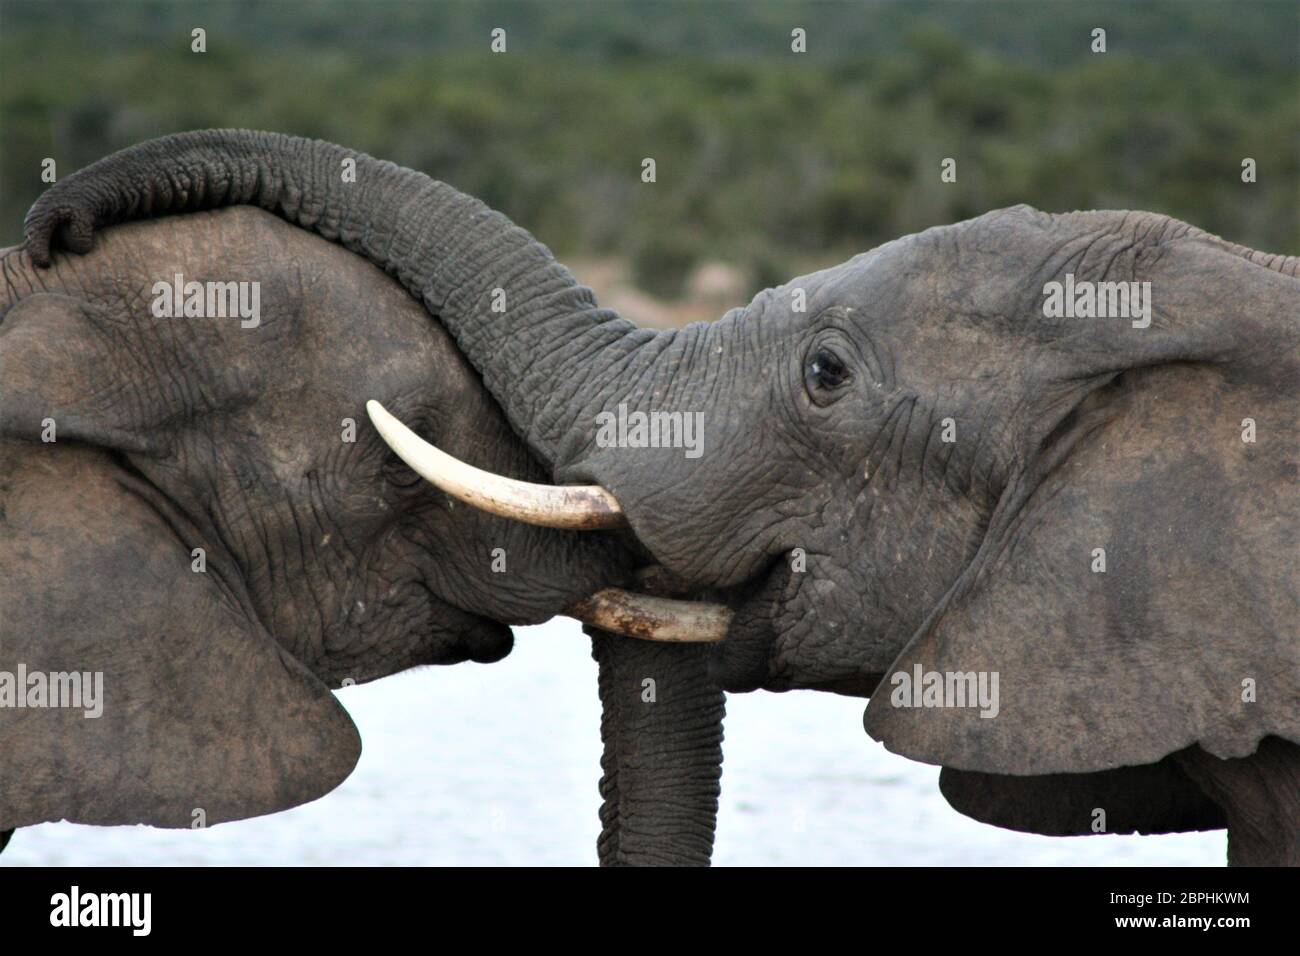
{"left": 806, "top": 348, "right": 849, "bottom": 394}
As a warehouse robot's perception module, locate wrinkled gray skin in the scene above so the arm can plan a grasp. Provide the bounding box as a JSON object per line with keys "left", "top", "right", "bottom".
{"left": 0, "top": 207, "right": 722, "bottom": 865}
{"left": 22, "top": 131, "right": 1300, "bottom": 865}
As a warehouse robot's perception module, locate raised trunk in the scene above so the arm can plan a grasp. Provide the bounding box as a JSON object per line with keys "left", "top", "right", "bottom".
{"left": 24, "top": 129, "right": 656, "bottom": 465}
{"left": 590, "top": 630, "right": 725, "bottom": 866}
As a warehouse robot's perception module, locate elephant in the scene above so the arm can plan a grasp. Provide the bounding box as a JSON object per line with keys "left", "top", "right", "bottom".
{"left": 18, "top": 130, "right": 1300, "bottom": 865}
{"left": 0, "top": 203, "right": 724, "bottom": 865}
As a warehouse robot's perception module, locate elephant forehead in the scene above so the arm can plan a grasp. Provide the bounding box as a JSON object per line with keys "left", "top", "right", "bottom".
{"left": 784, "top": 238, "right": 918, "bottom": 312}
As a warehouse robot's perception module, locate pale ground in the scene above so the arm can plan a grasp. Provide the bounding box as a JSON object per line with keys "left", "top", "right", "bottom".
{"left": 5, "top": 618, "right": 1226, "bottom": 867}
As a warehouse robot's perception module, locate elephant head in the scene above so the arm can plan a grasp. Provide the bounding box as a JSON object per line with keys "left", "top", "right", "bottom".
{"left": 1, "top": 205, "right": 724, "bottom": 865}
{"left": 23, "top": 131, "right": 1300, "bottom": 859}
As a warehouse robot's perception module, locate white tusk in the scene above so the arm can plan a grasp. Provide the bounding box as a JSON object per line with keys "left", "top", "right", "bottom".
{"left": 566, "top": 588, "right": 732, "bottom": 643}
{"left": 366, "top": 400, "right": 624, "bottom": 530}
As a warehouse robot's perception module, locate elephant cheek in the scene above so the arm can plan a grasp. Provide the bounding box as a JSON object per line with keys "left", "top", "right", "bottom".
{"left": 709, "top": 563, "right": 896, "bottom": 696}
{"left": 707, "top": 565, "right": 789, "bottom": 692}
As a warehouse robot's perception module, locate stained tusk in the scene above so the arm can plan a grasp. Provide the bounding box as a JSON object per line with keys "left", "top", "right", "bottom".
{"left": 366, "top": 400, "right": 625, "bottom": 530}
{"left": 566, "top": 588, "right": 732, "bottom": 643}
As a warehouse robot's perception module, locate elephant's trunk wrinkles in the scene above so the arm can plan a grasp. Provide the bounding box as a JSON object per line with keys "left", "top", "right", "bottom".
{"left": 590, "top": 630, "right": 725, "bottom": 866}
{"left": 24, "top": 129, "right": 653, "bottom": 467}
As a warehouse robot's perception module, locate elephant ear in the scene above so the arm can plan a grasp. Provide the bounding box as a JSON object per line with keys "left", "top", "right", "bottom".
{"left": 866, "top": 232, "right": 1300, "bottom": 776}
{"left": 938, "top": 762, "right": 1226, "bottom": 836}
{"left": 0, "top": 293, "right": 360, "bottom": 829}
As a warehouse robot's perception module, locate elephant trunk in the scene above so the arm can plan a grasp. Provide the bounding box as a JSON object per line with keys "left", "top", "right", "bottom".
{"left": 24, "top": 129, "right": 652, "bottom": 467}
{"left": 590, "top": 630, "right": 725, "bottom": 866}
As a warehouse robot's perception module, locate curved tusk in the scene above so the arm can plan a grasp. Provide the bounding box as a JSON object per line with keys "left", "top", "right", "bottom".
{"left": 366, "top": 400, "right": 625, "bottom": 530}
{"left": 566, "top": 588, "right": 732, "bottom": 643}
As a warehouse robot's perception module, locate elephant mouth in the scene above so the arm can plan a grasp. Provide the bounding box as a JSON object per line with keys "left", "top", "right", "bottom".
{"left": 367, "top": 399, "right": 735, "bottom": 643}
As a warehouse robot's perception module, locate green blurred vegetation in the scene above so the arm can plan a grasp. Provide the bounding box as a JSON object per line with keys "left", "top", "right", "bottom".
{"left": 1, "top": 0, "right": 1295, "bottom": 295}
